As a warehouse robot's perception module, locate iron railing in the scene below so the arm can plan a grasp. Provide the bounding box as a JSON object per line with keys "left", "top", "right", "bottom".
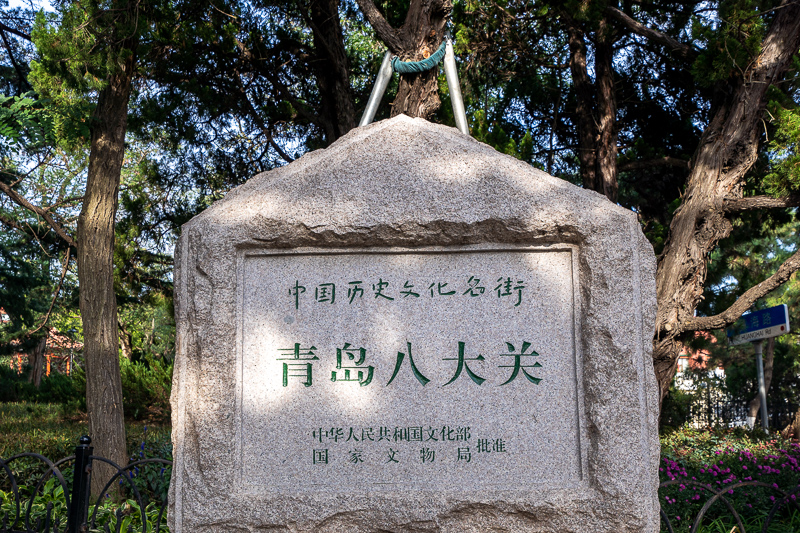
{"left": 0, "top": 437, "right": 170, "bottom": 533}
{"left": 659, "top": 478, "right": 800, "bottom": 532}
{"left": 687, "top": 397, "right": 798, "bottom": 429}
{"left": 4, "top": 437, "right": 800, "bottom": 532}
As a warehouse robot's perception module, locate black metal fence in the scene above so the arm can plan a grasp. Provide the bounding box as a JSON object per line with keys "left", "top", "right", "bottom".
{"left": 3, "top": 437, "right": 800, "bottom": 532}
{"left": 687, "top": 397, "right": 799, "bottom": 429}
{"left": 0, "top": 437, "right": 170, "bottom": 533}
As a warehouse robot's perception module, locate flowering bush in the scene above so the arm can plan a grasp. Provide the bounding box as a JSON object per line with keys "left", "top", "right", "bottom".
{"left": 660, "top": 426, "right": 800, "bottom": 531}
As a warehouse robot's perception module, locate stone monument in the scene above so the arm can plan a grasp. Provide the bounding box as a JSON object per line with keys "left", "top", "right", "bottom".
{"left": 170, "top": 115, "right": 660, "bottom": 532}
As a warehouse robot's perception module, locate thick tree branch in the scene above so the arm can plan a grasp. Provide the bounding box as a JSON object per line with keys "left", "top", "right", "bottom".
{"left": 0, "top": 22, "right": 31, "bottom": 41}
{"left": 723, "top": 193, "right": 800, "bottom": 212}
{"left": 618, "top": 156, "right": 691, "bottom": 172}
{"left": 682, "top": 249, "right": 800, "bottom": 332}
{"left": 605, "top": 6, "right": 696, "bottom": 61}
{"left": 354, "top": 0, "right": 403, "bottom": 52}
{"left": 0, "top": 181, "right": 76, "bottom": 247}
{"left": 652, "top": 0, "right": 800, "bottom": 402}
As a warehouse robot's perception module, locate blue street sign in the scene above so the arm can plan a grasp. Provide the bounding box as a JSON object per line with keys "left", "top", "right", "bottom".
{"left": 727, "top": 304, "right": 791, "bottom": 345}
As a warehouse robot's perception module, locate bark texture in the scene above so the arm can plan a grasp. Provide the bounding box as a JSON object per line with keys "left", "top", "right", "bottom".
{"left": 78, "top": 43, "right": 137, "bottom": 495}
{"left": 782, "top": 407, "right": 800, "bottom": 440}
{"left": 594, "top": 17, "right": 618, "bottom": 202}
{"left": 652, "top": 0, "right": 800, "bottom": 403}
{"left": 356, "top": 0, "right": 453, "bottom": 119}
{"left": 309, "top": 0, "right": 356, "bottom": 140}
{"left": 28, "top": 336, "right": 47, "bottom": 388}
{"left": 119, "top": 321, "right": 133, "bottom": 360}
{"left": 566, "top": 25, "right": 597, "bottom": 193}
{"left": 564, "top": 14, "right": 618, "bottom": 201}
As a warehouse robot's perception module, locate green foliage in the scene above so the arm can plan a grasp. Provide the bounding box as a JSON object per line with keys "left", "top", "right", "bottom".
{"left": 700, "top": 512, "right": 800, "bottom": 532}
{"left": 0, "top": 232, "right": 52, "bottom": 349}
{"left": 0, "top": 478, "right": 170, "bottom": 533}
{"left": 0, "top": 352, "right": 172, "bottom": 423}
{"left": 0, "top": 477, "right": 69, "bottom": 528}
{"left": 117, "top": 299, "right": 175, "bottom": 361}
{"left": 0, "top": 407, "right": 171, "bottom": 526}
{"left": 691, "top": 0, "right": 768, "bottom": 87}
{"left": 660, "top": 426, "right": 800, "bottom": 531}
{"left": 660, "top": 384, "right": 695, "bottom": 431}
{"left": 698, "top": 214, "right": 800, "bottom": 418}
{"left": 0, "top": 400, "right": 169, "bottom": 458}
{"left": 0, "top": 93, "right": 55, "bottom": 152}
{"left": 764, "top": 106, "right": 800, "bottom": 198}
{"left": 126, "top": 425, "right": 172, "bottom": 507}
{"left": 119, "top": 355, "right": 172, "bottom": 422}
{"left": 0, "top": 363, "right": 84, "bottom": 406}
{"left": 1, "top": 24, "right": 86, "bottom": 353}
{"left": 721, "top": 336, "right": 800, "bottom": 420}
{"left": 470, "top": 109, "right": 534, "bottom": 161}
{"left": 30, "top": 3, "right": 132, "bottom": 95}
{"left": 26, "top": 7, "right": 117, "bottom": 148}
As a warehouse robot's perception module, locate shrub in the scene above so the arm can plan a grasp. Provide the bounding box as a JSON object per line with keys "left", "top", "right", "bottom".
{"left": 660, "top": 385, "right": 694, "bottom": 431}
{"left": 1, "top": 352, "right": 171, "bottom": 422}
{"left": 37, "top": 369, "right": 85, "bottom": 409}
{"left": 119, "top": 356, "right": 172, "bottom": 422}
{"left": 660, "top": 426, "right": 800, "bottom": 530}
{"left": 0, "top": 364, "right": 37, "bottom": 402}
{"left": 0, "top": 364, "right": 84, "bottom": 407}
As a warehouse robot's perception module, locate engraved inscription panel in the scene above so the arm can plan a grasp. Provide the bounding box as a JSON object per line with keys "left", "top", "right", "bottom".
{"left": 239, "top": 248, "right": 583, "bottom": 493}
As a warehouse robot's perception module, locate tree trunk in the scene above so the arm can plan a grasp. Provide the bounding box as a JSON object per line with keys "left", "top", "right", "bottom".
{"left": 28, "top": 336, "right": 47, "bottom": 387}
{"left": 355, "top": 0, "right": 453, "bottom": 120}
{"left": 566, "top": 24, "right": 597, "bottom": 192}
{"left": 652, "top": 0, "right": 800, "bottom": 403}
{"left": 564, "top": 14, "right": 618, "bottom": 203}
{"left": 78, "top": 47, "right": 136, "bottom": 495}
{"left": 747, "top": 337, "right": 775, "bottom": 426}
{"left": 594, "top": 16, "right": 618, "bottom": 203}
{"left": 118, "top": 320, "right": 133, "bottom": 360}
{"left": 782, "top": 406, "right": 800, "bottom": 440}
{"left": 391, "top": 0, "right": 451, "bottom": 119}
{"left": 309, "top": 0, "right": 357, "bottom": 140}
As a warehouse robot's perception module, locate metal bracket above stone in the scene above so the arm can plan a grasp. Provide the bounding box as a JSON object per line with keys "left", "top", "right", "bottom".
{"left": 359, "top": 35, "right": 470, "bottom": 136}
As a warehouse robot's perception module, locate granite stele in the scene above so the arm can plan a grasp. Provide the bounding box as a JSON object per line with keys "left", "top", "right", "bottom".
{"left": 170, "top": 115, "right": 660, "bottom": 532}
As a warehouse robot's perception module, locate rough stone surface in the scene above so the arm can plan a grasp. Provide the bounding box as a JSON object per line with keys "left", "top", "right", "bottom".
{"left": 170, "top": 115, "right": 660, "bottom": 532}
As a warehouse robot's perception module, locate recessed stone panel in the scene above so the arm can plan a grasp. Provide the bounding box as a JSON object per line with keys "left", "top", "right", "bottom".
{"left": 238, "top": 247, "right": 584, "bottom": 493}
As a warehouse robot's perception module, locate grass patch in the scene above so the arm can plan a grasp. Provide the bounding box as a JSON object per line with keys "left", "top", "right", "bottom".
{"left": 0, "top": 402, "right": 85, "bottom": 460}
{"left": 0, "top": 402, "right": 170, "bottom": 461}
